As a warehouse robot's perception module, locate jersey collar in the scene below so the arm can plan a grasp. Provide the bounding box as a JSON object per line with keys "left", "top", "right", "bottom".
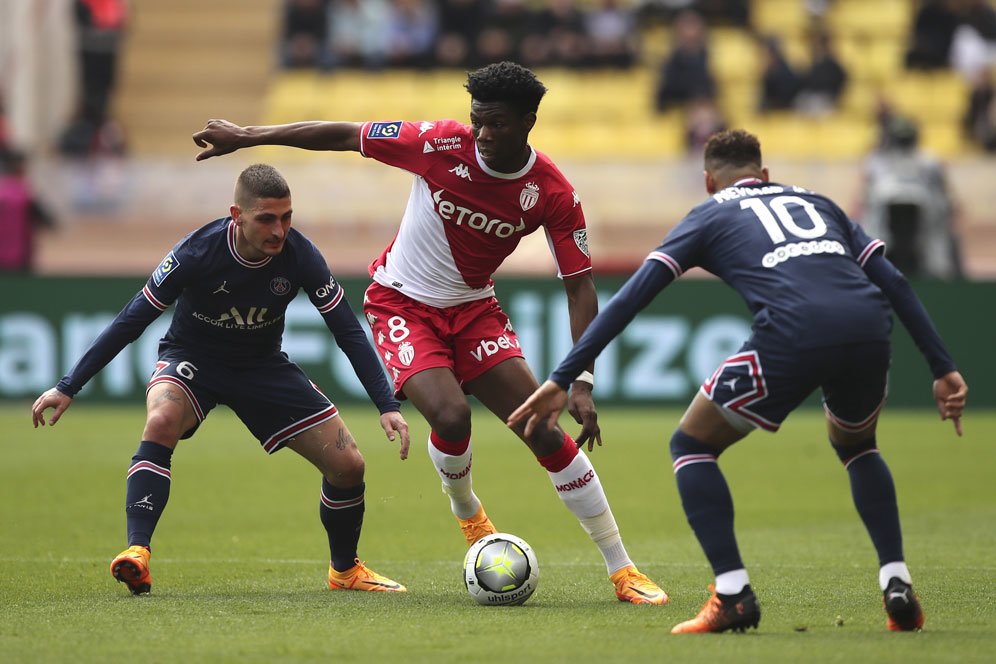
{"left": 474, "top": 144, "right": 537, "bottom": 180}
{"left": 227, "top": 219, "right": 273, "bottom": 268}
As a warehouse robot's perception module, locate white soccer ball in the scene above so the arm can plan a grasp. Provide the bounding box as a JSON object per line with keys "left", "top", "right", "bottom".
{"left": 463, "top": 532, "right": 539, "bottom": 606}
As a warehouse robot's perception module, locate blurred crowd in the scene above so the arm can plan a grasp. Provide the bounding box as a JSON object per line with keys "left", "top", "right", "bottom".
{"left": 281, "top": 0, "right": 996, "bottom": 156}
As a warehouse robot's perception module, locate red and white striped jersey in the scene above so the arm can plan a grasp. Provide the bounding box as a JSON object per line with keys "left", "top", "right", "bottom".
{"left": 359, "top": 119, "right": 591, "bottom": 307}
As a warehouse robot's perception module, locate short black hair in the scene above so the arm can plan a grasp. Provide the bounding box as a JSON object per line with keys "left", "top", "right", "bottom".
{"left": 464, "top": 61, "right": 547, "bottom": 115}
{"left": 235, "top": 163, "right": 290, "bottom": 208}
{"left": 704, "top": 129, "right": 762, "bottom": 170}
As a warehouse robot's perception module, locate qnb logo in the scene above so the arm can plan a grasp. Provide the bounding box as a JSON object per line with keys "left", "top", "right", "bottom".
{"left": 314, "top": 275, "right": 338, "bottom": 298}
{"left": 439, "top": 461, "right": 472, "bottom": 480}
{"left": 469, "top": 334, "right": 520, "bottom": 362}
{"left": 432, "top": 189, "right": 525, "bottom": 238}
{"left": 556, "top": 469, "right": 595, "bottom": 492}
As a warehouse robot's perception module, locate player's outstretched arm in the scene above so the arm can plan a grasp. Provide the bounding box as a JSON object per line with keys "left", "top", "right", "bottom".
{"left": 192, "top": 119, "right": 362, "bottom": 160}
{"left": 380, "top": 411, "right": 411, "bottom": 460}
{"left": 933, "top": 370, "right": 967, "bottom": 436}
{"left": 31, "top": 388, "right": 73, "bottom": 428}
{"left": 507, "top": 381, "right": 569, "bottom": 440}
{"left": 563, "top": 274, "right": 602, "bottom": 450}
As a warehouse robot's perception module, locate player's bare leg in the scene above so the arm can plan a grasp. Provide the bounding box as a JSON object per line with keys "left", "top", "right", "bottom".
{"left": 404, "top": 368, "right": 497, "bottom": 545}
{"left": 469, "top": 358, "right": 666, "bottom": 605}
{"left": 827, "top": 418, "right": 922, "bottom": 630}
{"left": 288, "top": 420, "right": 405, "bottom": 592}
{"left": 670, "top": 393, "right": 761, "bottom": 633}
{"left": 111, "top": 382, "right": 196, "bottom": 595}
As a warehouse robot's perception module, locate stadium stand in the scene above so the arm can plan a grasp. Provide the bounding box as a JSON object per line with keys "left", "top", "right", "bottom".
{"left": 30, "top": 0, "right": 992, "bottom": 278}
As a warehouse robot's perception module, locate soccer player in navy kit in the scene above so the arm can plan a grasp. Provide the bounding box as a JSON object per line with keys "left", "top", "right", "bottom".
{"left": 31, "top": 164, "right": 411, "bottom": 595}
{"left": 509, "top": 130, "right": 968, "bottom": 633}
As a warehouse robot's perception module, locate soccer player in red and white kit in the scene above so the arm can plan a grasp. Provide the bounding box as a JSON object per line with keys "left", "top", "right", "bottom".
{"left": 193, "top": 61, "right": 666, "bottom": 604}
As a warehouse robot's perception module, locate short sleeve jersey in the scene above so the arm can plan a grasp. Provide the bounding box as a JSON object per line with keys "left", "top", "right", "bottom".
{"left": 650, "top": 180, "right": 892, "bottom": 349}
{"left": 359, "top": 120, "right": 591, "bottom": 308}
{"left": 143, "top": 217, "right": 347, "bottom": 360}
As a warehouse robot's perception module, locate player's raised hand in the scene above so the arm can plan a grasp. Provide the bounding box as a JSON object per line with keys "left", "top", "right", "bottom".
{"left": 192, "top": 119, "right": 246, "bottom": 161}
{"left": 31, "top": 388, "right": 73, "bottom": 428}
{"left": 380, "top": 411, "right": 411, "bottom": 460}
{"left": 933, "top": 370, "right": 967, "bottom": 436}
{"left": 507, "top": 380, "right": 567, "bottom": 439}
{"left": 567, "top": 382, "right": 602, "bottom": 451}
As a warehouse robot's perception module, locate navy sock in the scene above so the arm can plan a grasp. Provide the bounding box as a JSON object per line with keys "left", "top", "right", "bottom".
{"left": 670, "top": 430, "right": 744, "bottom": 575}
{"left": 320, "top": 480, "right": 365, "bottom": 572}
{"left": 832, "top": 437, "right": 904, "bottom": 566}
{"left": 125, "top": 441, "right": 174, "bottom": 549}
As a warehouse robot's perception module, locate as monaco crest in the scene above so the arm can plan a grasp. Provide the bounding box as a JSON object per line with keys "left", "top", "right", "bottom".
{"left": 397, "top": 341, "right": 415, "bottom": 367}
{"left": 519, "top": 182, "right": 540, "bottom": 211}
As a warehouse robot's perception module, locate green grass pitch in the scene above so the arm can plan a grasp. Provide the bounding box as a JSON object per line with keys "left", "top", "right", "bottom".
{"left": 1, "top": 404, "right": 993, "bottom": 662}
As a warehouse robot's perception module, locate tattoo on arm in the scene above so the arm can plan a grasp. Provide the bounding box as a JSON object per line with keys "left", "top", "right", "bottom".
{"left": 336, "top": 427, "right": 354, "bottom": 451}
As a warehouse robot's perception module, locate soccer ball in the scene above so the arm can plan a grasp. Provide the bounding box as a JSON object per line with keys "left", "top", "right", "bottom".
{"left": 463, "top": 532, "right": 539, "bottom": 606}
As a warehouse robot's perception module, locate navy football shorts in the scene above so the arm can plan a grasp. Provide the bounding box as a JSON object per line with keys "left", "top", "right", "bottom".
{"left": 146, "top": 347, "right": 338, "bottom": 454}
{"left": 700, "top": 339, "right": 890, "bottom": 433}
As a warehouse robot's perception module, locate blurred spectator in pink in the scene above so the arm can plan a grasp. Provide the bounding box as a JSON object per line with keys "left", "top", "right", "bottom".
{"left": 654, "top": 10, "right": 716, "bottom": 112}
{"left": 795, "top": 28, "right": 848, "bottom": 116}
{"left": 282, "top": 0, "right": 329, "bottom": 69}
{"left": 585, "top": 0, "right": 638, "bottom": 68}
{"left": 0, "top": 150, "right": 57, "bottom": 273}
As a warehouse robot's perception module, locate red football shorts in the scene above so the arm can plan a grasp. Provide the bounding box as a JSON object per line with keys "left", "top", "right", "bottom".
{"left": 363, "top": 282, "right": 525, "bottom": 397}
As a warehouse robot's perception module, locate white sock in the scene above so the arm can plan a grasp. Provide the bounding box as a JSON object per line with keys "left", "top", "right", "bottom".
{"left": 715, "top": 569, "right": 750, "bottom": 595}
{"left": 548, "top": 451, "right": 633, "bottom": 574}
{"left": 427, "top": 436, "right": 480, "bottom": 520}
{"left": 879, "top": 561, "right": 912, "bottom": 590}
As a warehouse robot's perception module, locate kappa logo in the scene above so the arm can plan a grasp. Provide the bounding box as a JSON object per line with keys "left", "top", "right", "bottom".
{"left": 366, "top": 312, "right": 377, "bottom": 326}
{"left": 418, "top": 121, "right": 435, "bottom": 137}
{"left": 519, "top": 182, "right": 539, "bottom": 211}
{"left": 572, "top": 190, "right": 581, "bottom": 207}
{"left": 384, "top": 350, "right": 393, "bottom": 362}
{"left": 397, "top": 341, "right": 415, "bottom": 367}
{"left": 377, "top": 331, "right": 386, "bottom": 345}
{"left": 449, "top": 164, "right": 472, "bottom": 180}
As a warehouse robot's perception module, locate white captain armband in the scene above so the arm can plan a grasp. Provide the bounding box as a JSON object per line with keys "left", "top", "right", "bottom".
{"left": 573, "top": 371, "right": 594, "bottom": 387}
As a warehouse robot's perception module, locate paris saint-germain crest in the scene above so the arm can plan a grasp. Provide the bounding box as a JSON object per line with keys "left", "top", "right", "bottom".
{"left": 270, "top": 277, "right": 291, "bottom": 295}
{"left": 519, "top": 182, "right": 540, "bottom": 211}
{"left": 397, "top": 341, "right": 416, "bottom": 367}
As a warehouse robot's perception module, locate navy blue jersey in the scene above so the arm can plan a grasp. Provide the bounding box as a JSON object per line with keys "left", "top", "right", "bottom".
{"left": 57, "top": 217, "right": 399, "bottom": 413}
{"left": 549, "top": 179, "right": 955, "bottom": 389}
{"left": 145, "top": 217, "right": 340, "bottom": 359}
{"left": 653, "top": 180, "right": 891, "bottom": 348}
